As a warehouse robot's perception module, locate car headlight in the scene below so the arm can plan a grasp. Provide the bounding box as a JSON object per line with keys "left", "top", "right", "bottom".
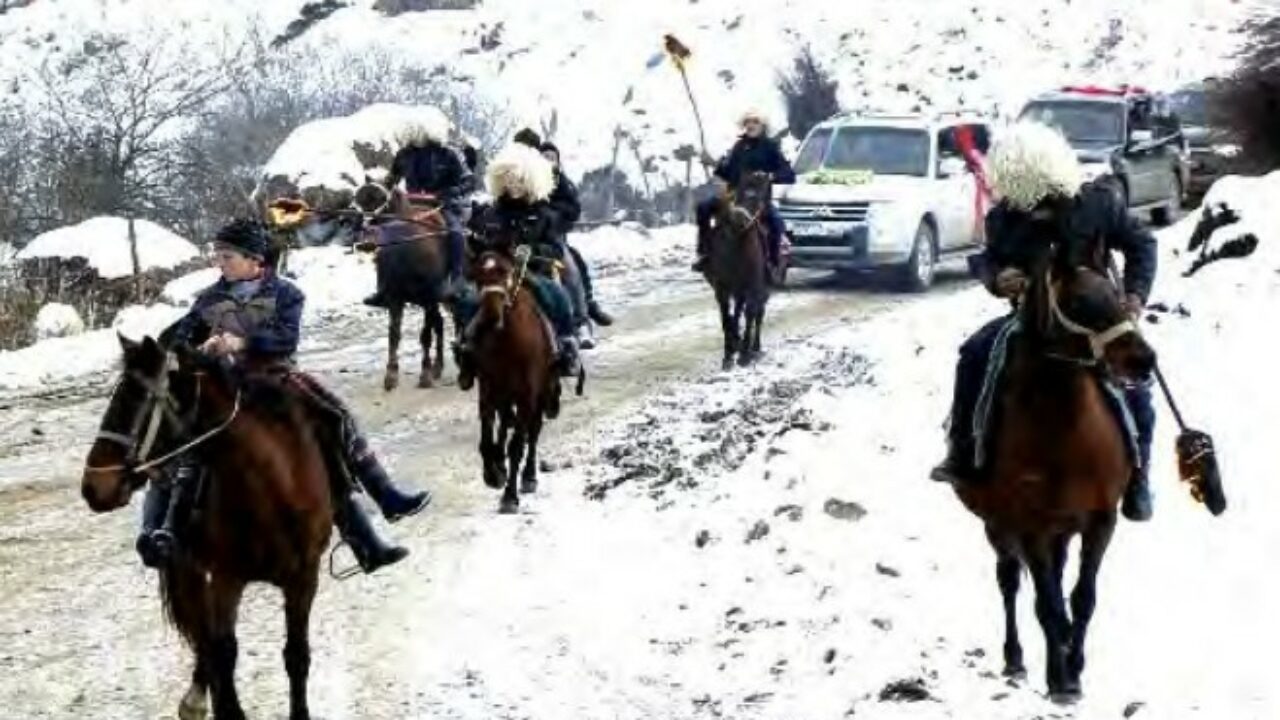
{"left": 867, "top": 202, "right": 917, "bottom": 245}
{"left": 1080, "top": 162, "right": 1112, "bottom": 182}
{"left": 1211, "top": 143, "right": 1241, "bottom": 158}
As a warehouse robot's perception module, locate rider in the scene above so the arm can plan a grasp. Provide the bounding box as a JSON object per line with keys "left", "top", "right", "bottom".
{"left": 538, "top": 139, "right": 615, "bottom": 327}
{"left": 138, "top": 219, "right": 431, "bottom": 573}
{"left": 693, "top": 108, "right": 796, "bottom": 274}
{"left": 364, "top": 112, "right": 473, "bottom": 306}
{"left": 454, "top": 143, "right": 582, "bottom": 390}
{"left": 929, "top": 122, "right": 1159, "bottom": 522}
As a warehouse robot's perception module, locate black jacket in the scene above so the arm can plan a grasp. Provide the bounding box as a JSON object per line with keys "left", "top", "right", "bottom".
{"left": 714, "top": 136, "right": 797, "bottom": 187}
{"left": 386, "top": 142, "right": 473, "bottom": 202}
{"left": 976, "top": 182, "right": 1158, "bottom": 302}
{"left": 547, "top": 170, "right": 582, "bottom": 237}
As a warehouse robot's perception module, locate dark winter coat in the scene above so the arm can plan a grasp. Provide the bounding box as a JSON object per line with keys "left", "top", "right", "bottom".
{"left": 386, "top": 142, "right": 473, "bottom": 202}
{"left": 975, "top": 181, "right": 1158, "bottom": 302}
{"left": 170, "top": 272, "right": 305, "bottom": 365}
{"left": 475, "top": 196, "right": 561, "bottom": 254}
{"left": 547, "top": 170, "right": 582, "bottom": 237}
{"left": 714, "top": 135, "right": 797, "bottom": 188}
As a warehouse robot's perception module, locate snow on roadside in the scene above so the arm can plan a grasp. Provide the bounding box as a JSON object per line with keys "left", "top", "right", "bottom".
{"left": 16, "top": 217, "right": 198, "bottom": 279}
{"left": 477, "top": 175, "right": 1278, "bottom": 718}
{"left": 572, "top": 223, "right": 691, "bottom": 277}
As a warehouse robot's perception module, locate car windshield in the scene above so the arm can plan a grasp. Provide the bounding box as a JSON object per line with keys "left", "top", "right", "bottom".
{"left": 796, "top": 126, "right": 931, "bottom": 177}
{"left": 1020, "top": 101, "right": 1126, "bottom": 146}
{"left": 1169, "top": 90, "right": 1207, "bottom": 126}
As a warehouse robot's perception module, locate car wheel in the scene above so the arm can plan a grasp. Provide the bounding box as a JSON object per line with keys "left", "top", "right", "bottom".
{"left": 899, "top": 221, "right": 937, "bottom": 293}
{"left": 1150, "top": 171, "right": 1182, "bottom": 227}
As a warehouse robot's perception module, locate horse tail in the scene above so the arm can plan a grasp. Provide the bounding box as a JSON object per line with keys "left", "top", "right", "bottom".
{"left": 158, "top": 558, "right": 205, "bottom": 651}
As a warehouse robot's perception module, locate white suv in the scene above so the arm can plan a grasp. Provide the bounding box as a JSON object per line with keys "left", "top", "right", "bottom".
{"left": 776, "top": 113, "right": 992, "bottom": 291}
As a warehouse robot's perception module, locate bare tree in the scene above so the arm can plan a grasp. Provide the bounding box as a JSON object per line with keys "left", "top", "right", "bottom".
{"left": 1213, "top": 13, "right": 1280, "bottom": 172}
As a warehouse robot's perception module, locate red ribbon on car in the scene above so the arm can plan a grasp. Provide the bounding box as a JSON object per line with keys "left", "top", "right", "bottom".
{"left": 954, "top": 125, "right": 993, "bottom": 243}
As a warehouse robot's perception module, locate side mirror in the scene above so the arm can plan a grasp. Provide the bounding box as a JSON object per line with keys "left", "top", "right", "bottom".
{"left": 937, "top": 156, "right": 968, "bottom": 178}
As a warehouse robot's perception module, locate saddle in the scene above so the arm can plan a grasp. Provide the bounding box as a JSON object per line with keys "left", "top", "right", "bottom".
{"left": 972, "top": 318, "right": 1142, "bottom": 471}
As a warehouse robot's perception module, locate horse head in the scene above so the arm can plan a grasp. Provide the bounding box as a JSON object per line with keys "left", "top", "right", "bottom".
{"left": 1023, "top": 233, "right": 1155, "bottom": 383}
{"left": 726, "top": 171, "right": 773, "bottom": 236}
{"left": 470, "top": 250, "right": 519, "bottom": 334}
{"left": 81, "top": 335, "right": 196, "bottom": 511}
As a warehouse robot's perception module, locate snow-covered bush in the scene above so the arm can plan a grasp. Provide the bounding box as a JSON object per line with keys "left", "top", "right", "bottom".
{"left": 1213, "top": 14, "right": 1280, "bottom": 172}
{"left": 33, "top": 302, "right": 85, "bottom": 340}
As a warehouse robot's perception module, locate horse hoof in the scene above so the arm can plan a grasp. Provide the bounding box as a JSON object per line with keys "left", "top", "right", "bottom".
{"left": 383, "top": 374, "right": 399, "bottom": 392}
{"left": 737, "top": 352, "right": 754, "bottom": 367}
{"left": 178, "top": 696, "right": 209, "bottom": 720}
{"left": 483, "top": 468, "right": 505, "bottom": 490}
{"left": 520, "top": 478, "right": 538, "bottom": 495}
{"left": 417, "top": 374, "right": 434, "bottom": 389}
{"left": 498, "top": 498, "right": 520, "bottom": 514}
{"left": 432, "top": 364, "right": 445, "bottom": 380}
{"left": 721, "top": 357, "right": 734, "bottom": 371}
{"left": 1002, "top": 664, "right": 1027, "bottom": 681}
{"left": 1049, "top": 689, "right": 1082, "bottom": 706}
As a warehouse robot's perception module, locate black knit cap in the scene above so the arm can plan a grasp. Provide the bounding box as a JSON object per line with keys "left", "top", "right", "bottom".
{"left": 213, "top": 218, "right": 269, "bottom": 260}
{"left": 539, "top": 141, "right": 560, "bottom": 158}
{"left": 513, "top": 128, "right": 542, "bottom": 149}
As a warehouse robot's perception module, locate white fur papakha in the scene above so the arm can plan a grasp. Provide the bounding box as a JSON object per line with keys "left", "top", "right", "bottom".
{"left": 987, "top": 121, "right": 1084, "bottom": 211}
{"left": 739, "top": 107, "right": 769, "bottom": 129}
{"left": 395, "top": 106, "right": 451, "bottom": 148}
{"left": 486, "top": 143, "right": 556, "bottom": 202}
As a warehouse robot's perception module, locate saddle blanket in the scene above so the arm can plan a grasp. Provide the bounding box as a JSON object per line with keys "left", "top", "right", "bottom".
{"left": 972, "top": 318, "right": 1141, "bottom": 469}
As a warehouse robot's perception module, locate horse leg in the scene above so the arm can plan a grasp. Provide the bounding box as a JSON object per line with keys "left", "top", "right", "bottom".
{"left": 178, "top": 652, "right": 210, "bottom": 720}
{"left": 731, "top": 296, "right": 746, "bottom": 365}
{"left": 520, "top": 411, "right": 543, "bottom": 495}
{"left": 417, "top": 305, "right": 435, "bottom": 389}
{"left": 500, "top": 418, "right": 525, "bottom": 515}
{"left": 384, "top": 303, "right": 404, "bottom": 392}
{"left": 1027, "top": 536, "right": 1077, "bottom": 703}
{"left": 479, "top": 395, "right": 503, "bottom": 489}
{"left": 739, "top": 302, "right": 761, "bottom": 366}
{"left": 986, "top": 527, "right": 1026, "bottom": 679}
{"left": 431, "top": 305, "right": 446, "bottom": 380}
{"left": 283, "top": 572, "right": 318, "bottom": 720}
{"left": 1067, "top": 512, "right": 1117, "bottom": 691}
{"left": 206, "top": 578, "right": 247, "bottom": 720}
{"left": 716, "top": 291, "right": 735, "bottom": 371}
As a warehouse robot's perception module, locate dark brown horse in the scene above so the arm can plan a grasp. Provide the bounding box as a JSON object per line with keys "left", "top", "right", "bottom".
{"left": 354, "top": 183, "right": 453, "bottom": 391}
{"left": 953, "top": 237, "right": 1156, "bottom": 703}
{"left": 469, "top": 248, "right": 566, "bottom": 513}
{"left": 81, "top": 336, "right": 333, "bottom": 720}
{"left": 703, "top": 171, "right": 772, "bottom": 370}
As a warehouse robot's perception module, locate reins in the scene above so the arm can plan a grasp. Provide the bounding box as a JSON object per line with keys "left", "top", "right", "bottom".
{"left": 1043, "top": 269, "right": 1137, "bottom": 362}
{"left": 85, "top": 363, "right": 242, "bottom": 477}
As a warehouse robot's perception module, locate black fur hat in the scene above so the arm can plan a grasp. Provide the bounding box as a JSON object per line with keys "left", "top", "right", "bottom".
{"left": 213, "top": 218, "right": 269, "bottom": 260}
{"left": 513, "top": 127, "right": 542, "bottom": 149}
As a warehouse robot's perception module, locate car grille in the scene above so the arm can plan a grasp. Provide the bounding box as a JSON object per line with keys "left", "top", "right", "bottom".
{"left": 777, "top": 200, "right": 871, "bottom": 223}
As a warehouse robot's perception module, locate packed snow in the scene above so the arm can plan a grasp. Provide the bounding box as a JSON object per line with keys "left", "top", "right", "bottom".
{"left": 32, "top": 302, "right": 85, "bottom": 340}
{"left": 16, "top": 217, "right": 198, "bottom": 280}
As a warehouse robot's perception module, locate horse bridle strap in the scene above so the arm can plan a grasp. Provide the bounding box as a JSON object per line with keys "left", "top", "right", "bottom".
{"left": 1047, "top": 276, "right": 1136, "bottom": 360}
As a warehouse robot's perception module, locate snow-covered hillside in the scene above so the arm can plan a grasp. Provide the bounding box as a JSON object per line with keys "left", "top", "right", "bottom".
{"left": 0, "top": 0, "right": 1256, "bottom": 186}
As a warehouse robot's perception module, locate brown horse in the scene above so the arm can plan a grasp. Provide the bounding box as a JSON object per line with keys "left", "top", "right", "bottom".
{"left": 468, "top": 248, "right": 568, "bottom": 513}
{"left": 81, "top": 336, "right": 333, "bottom": 720}
{"left": 953, "top": 237, "right": 1156, "bottom": 703}
{"left": 354, "top": 183, "right": 453, "bottom": 391}
{"left": 704, "top": 171, "right": 772, "bottom": 370}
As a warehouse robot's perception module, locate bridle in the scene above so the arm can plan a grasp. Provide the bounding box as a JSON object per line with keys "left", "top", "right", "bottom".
{"left": 1044, "top": 269, "right": 1138, "bottom": 363}
{"left": 477, "top": 244, "right": 532, "bottom": 312}
{"left": 85, "top": 352, "right": 241, "bottom": 480}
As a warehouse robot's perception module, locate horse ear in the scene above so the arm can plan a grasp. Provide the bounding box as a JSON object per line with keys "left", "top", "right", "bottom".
{"left": 118, "top": 332, "right": 140, "bottom": 354}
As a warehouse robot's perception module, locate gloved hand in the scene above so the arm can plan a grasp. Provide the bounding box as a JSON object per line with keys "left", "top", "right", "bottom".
{"left": 995, "top": 268, "right": 1029, "bottom": 298}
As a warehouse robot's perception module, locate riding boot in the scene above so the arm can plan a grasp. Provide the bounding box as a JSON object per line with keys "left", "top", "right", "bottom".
{"left": 930, "top": 360, "right": 982, "bottom": 485}
{"left": 336, "top": 493, "right": 408, "bottom": 574}
{"left": 351, "top": 453, "right": 432, "bottom": 523}
{"left": 692, "top": 224, "right": 711, "bottom": 273}
{"left": 1122, "top": 466, "right": 1154, "bottom": 522}
{"left": 587, "top": 300, "right": 614, "bottom": 327}
{"left": 558, "top": 334, "right": 582, "bottom": 377}
{"left": 136, "top": 481, "right": 175, "bottom": 569}
{"left": 362, "top": 290, "right": 389, "bottom": 309}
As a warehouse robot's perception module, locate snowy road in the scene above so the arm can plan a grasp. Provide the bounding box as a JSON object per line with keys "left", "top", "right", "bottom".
{"left": 3, "top": 191, "right": 1277, "bottom": 718}
{"left": 0, "top": 250, "right": 985, "bottom": 719}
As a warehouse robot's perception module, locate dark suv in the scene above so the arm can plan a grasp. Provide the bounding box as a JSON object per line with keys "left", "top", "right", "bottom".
{"left": 1019, "top": 86, "right": 1188, "bottom": 226}
{"left": 1168, "top": 82, "right": 1238, "bottom": 200}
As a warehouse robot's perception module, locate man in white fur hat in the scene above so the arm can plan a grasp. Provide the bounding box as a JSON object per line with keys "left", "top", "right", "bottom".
{"left": 930, "top": 122, "right": 1159, "bottom": 522}
{"left": 694, "top": 108, "right": 796, "bottom": 274}
{"left": 365, "top": 110, "right": 473, "bottom": 306}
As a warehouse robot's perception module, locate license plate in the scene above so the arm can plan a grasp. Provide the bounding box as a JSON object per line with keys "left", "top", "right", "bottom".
{"left": 790, "top": 221, "right": 847, "bottom": 238}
